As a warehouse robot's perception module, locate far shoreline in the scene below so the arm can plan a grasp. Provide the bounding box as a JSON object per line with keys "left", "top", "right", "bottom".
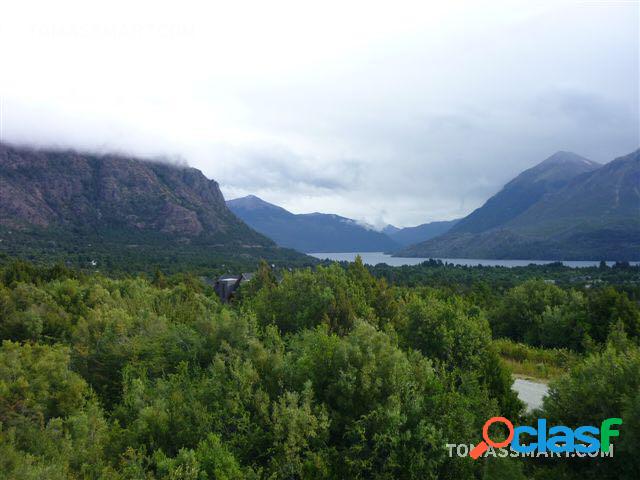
{"left": 308, "top": 251, "right": 640, "bottom": 268}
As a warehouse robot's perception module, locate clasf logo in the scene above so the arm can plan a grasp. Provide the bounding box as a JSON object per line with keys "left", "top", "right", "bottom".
{"left": 469, "top": 416, "right": 622, "bottom": 459}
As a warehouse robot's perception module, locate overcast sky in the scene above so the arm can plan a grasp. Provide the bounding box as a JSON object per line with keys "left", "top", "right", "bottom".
{"left": 1, "top": 0, "right": 638, "bottom": 227}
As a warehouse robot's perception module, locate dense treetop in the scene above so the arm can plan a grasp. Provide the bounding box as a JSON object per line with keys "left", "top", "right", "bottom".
{"left": 0, "top": 257, "right": 638, "bottom": 479}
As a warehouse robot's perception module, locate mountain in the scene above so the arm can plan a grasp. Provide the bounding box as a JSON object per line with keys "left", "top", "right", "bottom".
{"left": 448, "top": 151, "right": 601, "bottom": 235}
{"left": 385, "top": 219, "right": 459, "bottom": 247}
{"left": 398, "top": 150, "right": 640, "bottom": 260}
{"left": 227, "top": 195, "right": 400, "bottom": 253}
{"left": 382, "top": 225, "right": 401, "bottom": 235}
{"left": 0, "top": 143, "right": 309, "bottom": 271}
{"left": 508, "top": 150, "right": 639, "bottom": 232}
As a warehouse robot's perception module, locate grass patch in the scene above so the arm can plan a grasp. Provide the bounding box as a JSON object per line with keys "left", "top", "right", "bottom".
{"left": 494, "top": 338, "right": 580, "bottom": 381}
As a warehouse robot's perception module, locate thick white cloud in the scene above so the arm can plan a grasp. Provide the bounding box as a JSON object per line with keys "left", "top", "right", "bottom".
{"left": 1, "top": 0, "right": 638, "bottom": 227}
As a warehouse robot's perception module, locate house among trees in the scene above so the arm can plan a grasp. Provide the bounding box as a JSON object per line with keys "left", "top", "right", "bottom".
{"left": 214, "top": 273, "right": 254, "bottom": 302}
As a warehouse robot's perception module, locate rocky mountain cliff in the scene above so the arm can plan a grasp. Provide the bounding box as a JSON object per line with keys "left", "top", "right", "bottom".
{"left": 0, "top": 143, "right": 308, "bottom": 271}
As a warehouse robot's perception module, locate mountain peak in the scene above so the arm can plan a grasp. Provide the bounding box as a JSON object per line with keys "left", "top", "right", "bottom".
{"left": 540, "top": 151, "right": 599, "bottom": 168}
{"left": 511, "top": 151, "right": 600, "bottom": 186}
{"left": 229, "top": 194, "right": 263, "bottom": 204}
{"left": 382, "top": 224, "right": 401, "bottom": 235}
{"left": 448, "top": 151, "right": 602, "bottom": 235}
{"left": 227, "top": 195, "right": 285, "bottom": 212}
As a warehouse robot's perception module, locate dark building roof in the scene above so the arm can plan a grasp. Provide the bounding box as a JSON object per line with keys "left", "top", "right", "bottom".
{"left": 214, "top": 272, "right": 254, "bottom": 302}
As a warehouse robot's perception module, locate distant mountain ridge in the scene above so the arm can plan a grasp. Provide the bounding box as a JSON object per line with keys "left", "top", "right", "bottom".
{"left": 5, "top": 142, "right": 635, "bottom": 265}
{"left": 384, "top": 219, "right": 459, "bottom": 247}
{"left": 0, "top": 143, "right": 308, "bottom": 270}
{"left": 399, "top": 150, "right": 640, "bottom": 260}
{"left": 227, "top": 195, "right": 400, "bottom": 253}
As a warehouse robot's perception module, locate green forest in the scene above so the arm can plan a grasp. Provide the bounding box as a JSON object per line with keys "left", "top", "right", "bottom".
{"left": 1, "top": 257, "right": 639, "bottom": 479}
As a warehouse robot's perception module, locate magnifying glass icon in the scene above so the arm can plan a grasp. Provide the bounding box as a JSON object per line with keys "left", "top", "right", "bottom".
{"left": 470, "top": 416, "right": 514, "bottom": 459}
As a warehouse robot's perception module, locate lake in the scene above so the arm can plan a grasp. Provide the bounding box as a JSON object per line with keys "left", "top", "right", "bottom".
{"left": 308, "top": 252, "right": 637, "bottom": 268}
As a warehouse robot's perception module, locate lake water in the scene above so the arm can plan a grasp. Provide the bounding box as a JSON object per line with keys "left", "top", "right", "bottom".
{"left": 308, "top": 252, "right": 637, "bottom": 268}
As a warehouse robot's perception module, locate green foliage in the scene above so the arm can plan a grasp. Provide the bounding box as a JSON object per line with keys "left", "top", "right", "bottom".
{"left": 587, "top": 286, "right": 640, "bottom": 343}
{"left": 0, "top": 341, "right": 88, "bottom": 425}
{"left": 248, "top": 263, "right": 374, "bottom": 334}
{"left": 494, "top": 338, "right": 579, "bottom": 380}
{"left": 0, "top": 257, "right": 637, "bottom": 479}
{"left": 399, "top": 293, "right": 522, "bottom": 418}
{"left": 366, "top": 259, "right": 640, "bottom": 293}
{"left": 491, "top": 279, "right": 568, "bottom": 344}
{"left": 490, "top": 279, "right": 640, "bottom": 351}
{"left": 1, "top": 226, "right": 314, "bottom": 277}
{"left": 540, "top": 329, "right": 640, "bottom": 479}
{"left": 401, "top": 293, "right": 491, "bottom": 370}
{"left": 483, "top": 456, "right": 527, "bottom": 480}
{"left": 0, "top": 341, "right": 111, "bottom": 479}
{"left": 153, "top": 436, "right": 247, "bottom": 480}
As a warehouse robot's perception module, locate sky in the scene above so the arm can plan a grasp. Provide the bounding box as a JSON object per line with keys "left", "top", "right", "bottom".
{"left": 1, "top": 0, "right": 639, "bottom": 228}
